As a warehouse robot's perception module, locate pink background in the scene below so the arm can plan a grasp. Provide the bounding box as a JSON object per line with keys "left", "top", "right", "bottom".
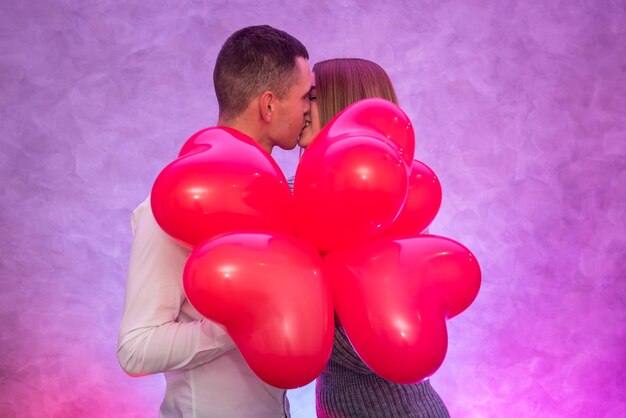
{"left": 1, "top": 0, "right": 624, "bottom": 416}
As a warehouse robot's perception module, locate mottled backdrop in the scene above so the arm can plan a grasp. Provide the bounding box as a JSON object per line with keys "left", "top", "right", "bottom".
{"left": 1, "top": 0, "right": 625, "bottom": 417}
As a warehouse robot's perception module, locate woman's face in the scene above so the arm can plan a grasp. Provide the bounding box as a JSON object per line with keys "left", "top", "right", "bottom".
{"left": 298, "top": 73, "right": 320, "bottom": 150}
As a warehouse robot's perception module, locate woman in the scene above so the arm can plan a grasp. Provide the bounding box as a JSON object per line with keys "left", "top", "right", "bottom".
{"left": 298, "top": 58, "right": 450, "bottom": 418}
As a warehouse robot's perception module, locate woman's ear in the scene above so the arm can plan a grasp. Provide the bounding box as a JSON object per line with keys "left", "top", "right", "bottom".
{"left": 260, "top": 91, "right": 275, "bottom": 123}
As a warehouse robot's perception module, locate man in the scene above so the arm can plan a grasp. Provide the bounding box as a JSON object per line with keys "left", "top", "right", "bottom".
{"left": 117, "top": 26, "right": 312, "bottom": 418}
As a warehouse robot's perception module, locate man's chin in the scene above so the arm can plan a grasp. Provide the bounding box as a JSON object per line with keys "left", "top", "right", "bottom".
{"left": 276, "top": 140, "right": 299, "bottom": 151}
{"left": 283, "top": 141, "right": 298, "bottom": 151}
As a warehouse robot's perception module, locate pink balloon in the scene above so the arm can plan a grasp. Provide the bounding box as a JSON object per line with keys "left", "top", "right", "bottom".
{"left": 324, "top": 98, "right": 415, "bottom": 165}
{"left": 151, "top": 128, "right": 294, "bottom": 247}
{"left": 177, "top": 126, "right": 261, "bottom": 157}
{"left": 294, "top": 132, "right": 408, "bottom": 252}
{"left": 324, "top": 235, "right": 481, "bottom": 383}
{"left": 184, "top": 232, "right": 334, "bottom": 389}
{"left": 384, "top": 159, "right": 442, "bottom": 237}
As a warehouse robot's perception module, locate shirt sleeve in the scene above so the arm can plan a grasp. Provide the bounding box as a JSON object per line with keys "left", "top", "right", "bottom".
{"left": 117, "top": 198, "right": 236, "bottom": 377}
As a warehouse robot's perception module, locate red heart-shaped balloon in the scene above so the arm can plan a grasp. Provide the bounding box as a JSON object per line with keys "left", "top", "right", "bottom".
{"left": 177, "top": 126, "right": 262, "bottom": 157}
{"left": 183, "top": 232, "right": 334, "bottom": 389}
{"left": 151, "top": 128, "right": 294, "bottom": 247}
{"left": 383, "top": 159, "right": 442, "bottom": 237}
{"left": 294, "top": 132, "right": 409, "bottom": 252}
{"left": 324, "top": 98, "right": 415, "bottom": 165}
{"left": 324, "top": 235, "right": 481, "bottom": 383}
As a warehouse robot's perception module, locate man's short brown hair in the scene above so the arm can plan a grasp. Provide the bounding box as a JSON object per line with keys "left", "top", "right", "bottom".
{"left": 213, "top": 25, "right": 309, "bottom": 121}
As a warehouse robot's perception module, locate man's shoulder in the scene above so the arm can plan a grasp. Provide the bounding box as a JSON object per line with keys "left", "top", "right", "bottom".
{"left": 130, "top": 196, "right": 152, "bottom": 232}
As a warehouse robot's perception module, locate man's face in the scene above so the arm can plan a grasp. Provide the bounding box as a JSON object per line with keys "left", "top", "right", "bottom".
{"left": 298, "top": 73, "right": 319, "bottom": 150}
{"left": 269, "top": 57, "right": 312, "bottom": 150}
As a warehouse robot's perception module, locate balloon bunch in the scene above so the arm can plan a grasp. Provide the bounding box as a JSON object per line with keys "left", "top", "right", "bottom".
{"left": 294, "top": 99, "right": 481, "bottom": 383}
{"left": 151, "top": 126, "right": 333, "bottom": 389}
{"left": 150, "top": 99, "right": 481, "bottom": 389}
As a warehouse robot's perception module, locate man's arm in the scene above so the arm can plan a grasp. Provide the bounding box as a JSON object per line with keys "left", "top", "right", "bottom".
{"left": 117, "top": 198, "right": 235, "bottom": 376}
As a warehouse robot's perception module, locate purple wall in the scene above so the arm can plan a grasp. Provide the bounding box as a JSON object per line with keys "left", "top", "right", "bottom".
{"left": 1, "top": 0, "right": 624, "bottom": 416}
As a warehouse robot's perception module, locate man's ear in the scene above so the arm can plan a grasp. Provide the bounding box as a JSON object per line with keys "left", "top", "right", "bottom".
{"left": 260, "top": 91, "right": 275, "bottom": 123}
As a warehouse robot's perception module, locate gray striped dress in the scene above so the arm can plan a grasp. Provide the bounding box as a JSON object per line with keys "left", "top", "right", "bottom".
{"left": 315, "top": 324, "right": 450, "bottom": 418}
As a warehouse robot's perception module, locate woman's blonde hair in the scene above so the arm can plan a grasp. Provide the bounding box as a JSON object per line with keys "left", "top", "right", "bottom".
{"left": 313, "top": 58, "right": 398, "bottom": 127}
